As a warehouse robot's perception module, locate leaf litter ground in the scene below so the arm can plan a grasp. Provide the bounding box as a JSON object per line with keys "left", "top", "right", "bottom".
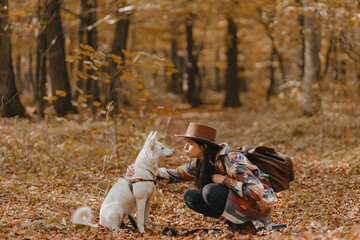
{"left": 1, "top": 98, "right": 359, "bottom": 239}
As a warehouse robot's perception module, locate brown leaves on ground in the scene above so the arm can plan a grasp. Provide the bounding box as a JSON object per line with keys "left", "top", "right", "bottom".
{"left": 1, "top": 98, "right": 359, "bottom": 239}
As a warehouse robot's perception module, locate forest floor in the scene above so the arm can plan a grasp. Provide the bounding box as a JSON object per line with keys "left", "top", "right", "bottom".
{"left": 1, "top": 95, "right": 360, "bottom": 239}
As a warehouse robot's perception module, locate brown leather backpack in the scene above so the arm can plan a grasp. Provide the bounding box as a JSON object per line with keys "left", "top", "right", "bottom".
{"left": 240, "top": 145, "right": 294, "bottom": 192}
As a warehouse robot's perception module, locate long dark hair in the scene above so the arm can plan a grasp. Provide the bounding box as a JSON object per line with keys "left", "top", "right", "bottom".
{"left": 193, "top": 140, "right": 220, "bottom": 191}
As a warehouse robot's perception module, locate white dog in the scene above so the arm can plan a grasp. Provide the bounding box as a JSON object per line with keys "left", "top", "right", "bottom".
{"left": 72, "top": 132, "right": 174, "bottom": 233}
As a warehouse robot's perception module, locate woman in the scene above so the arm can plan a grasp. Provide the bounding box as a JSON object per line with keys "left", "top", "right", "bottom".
{"left": 128, "top": 122, "right": 274, "bottom": 234}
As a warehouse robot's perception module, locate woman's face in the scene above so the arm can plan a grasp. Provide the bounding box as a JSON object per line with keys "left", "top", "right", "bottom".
{"left": 184, "top": 139, "right": 203, "bottom": 158}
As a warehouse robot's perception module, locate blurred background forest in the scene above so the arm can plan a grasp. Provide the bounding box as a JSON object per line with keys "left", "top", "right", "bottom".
{"left": 1, "top": 0, "right": 360, "bottom": 239}
{"left": 1, "top": 0, "right": 359, "bottom": 118}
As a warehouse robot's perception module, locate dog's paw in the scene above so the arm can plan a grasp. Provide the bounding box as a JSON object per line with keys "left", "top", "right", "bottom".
{"left": 138, "top": 226, "right": 145, "bottom": 233}
{"left": 144, "top": 223, "right": 151, "bottom": 229}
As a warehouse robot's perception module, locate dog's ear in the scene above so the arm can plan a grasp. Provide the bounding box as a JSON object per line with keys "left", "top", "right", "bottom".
{"left": 152, "top": 131, "right": 157, "bottom": 140}
{"left": 148, "top": 135, "right": 156, "bottom": 150}
{"left": 145, "top": 131, "right": 153, "bottom": 144}
{"left": 148, "top": 131, "right": 157, "bottom": 150}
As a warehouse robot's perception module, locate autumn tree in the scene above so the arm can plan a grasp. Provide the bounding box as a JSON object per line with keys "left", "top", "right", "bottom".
{"left": 35, "top": 0, "right": 47, "bottom": 117}
{"left": 0, "top": 0, "right": 26, "bottom": 117}
{"left": 77, "top": 0, "right": 99, "bottom": 114}
{"left": 4, "top": 0, "right": 360, "bottom": 117}
{"left": 223, "top": 17, "right": 240, "bottom": 107}
{"left": 253, "top": 0, "right": 286, "bottom": 101}
{"left": 302, "top": 0, "right": 321, "bottom": 115}
{"left": 185, "top": 14, "right": 202, "bottom": 107}
{"left": 169, "top": 22, "right": 183, "bottom": 94}
{"left": 43, "top": 0, "right": 74, "bottom": 116}
{"left": 107, "top": 4, "right": 132, "bottom": 113}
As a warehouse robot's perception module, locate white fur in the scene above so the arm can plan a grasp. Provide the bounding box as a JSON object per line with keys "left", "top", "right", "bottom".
{"left": 72, "top": 132, "right": 174, "bottom": 233}
{"left": 71, "top": 206, "right": 98, "bottom": 227}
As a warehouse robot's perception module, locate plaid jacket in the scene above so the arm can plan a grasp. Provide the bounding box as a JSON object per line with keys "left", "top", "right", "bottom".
{"left": 164, "top": 143, "right": 274, "bottom": 224}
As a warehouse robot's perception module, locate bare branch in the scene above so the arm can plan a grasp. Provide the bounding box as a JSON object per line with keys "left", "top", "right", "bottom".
{"left": 85, "top": 6, "right": 134, "bottom": 31}
{"left": 38, "top": 12, "right": 56, "bottom": 36}
{"left": 340, "top": 31, "right": 360, "bottom": 61}
{"left": 0, "top": 93, "right": 19, "bottom": 111}
{"left": 61, "top": 7, "right": 81, "bottom": 18}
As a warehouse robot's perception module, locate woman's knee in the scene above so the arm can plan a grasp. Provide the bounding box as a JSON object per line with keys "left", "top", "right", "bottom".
{"left": 202, "top": 184, "right": 220, "bottom": 199}
{"left": 202, "top": 183, "right": 229, "bottom": 204}
{"left": 183, "top": 189, "right": 201, "bottom": 206}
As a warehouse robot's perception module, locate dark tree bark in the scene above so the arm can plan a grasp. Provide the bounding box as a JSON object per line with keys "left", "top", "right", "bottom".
{"left": 0, "top": 0, "right": 26, "bottom": 117}
{"left": 170, "top": 38, "right": 182, "bottom": 93}
{"left": 35, "top": 27, "right": 47, "bottom": 117}
{"left": 358, "top": 72, "right": 360, "bottom": 96}
{"left": 267, "top": 48, "right": 276, "bottom": 101}
{"left": 43, "top": 0, "right": 73, "bottom": 116}
{"left": 80, "top": 0, "right": 99, "bottom": 114}
{"left": 214, "top": 47, "right": 222, "bottom": 92}
{"left": 185, "top": 21, "right": 201, "bottom": 107}
{"left": 296, "top": 0, "right": 305, "bottom": 81}
{"left": 15, "top": 55, "right": 22, "bottom": 93}
{"left": 35, "top": 0, "right": 47, "bottom": 117}
{"left": 74, "top": 1, "right": 86, "bottom": 101}
{"left": 108, "top": 13, "right": 130, "bottom": 113}
{"left": 223, "top": 17, "right": 240, "bottom": 107}
{"left": 238, "top": 65, "right": 247, "bottom": 92}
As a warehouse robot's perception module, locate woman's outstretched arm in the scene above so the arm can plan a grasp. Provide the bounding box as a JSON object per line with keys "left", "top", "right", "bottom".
{"left": 125, "top": 160, "right": 197, "bottom": 184}
{"left": 158, "top": 160, "right": 197, "bottom": 183}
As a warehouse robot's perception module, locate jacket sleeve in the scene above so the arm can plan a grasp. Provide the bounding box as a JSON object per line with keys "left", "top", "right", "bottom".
{"left": 221, "top": 152, "right": 265, "bottom": 201}
{"left": 161, "top": 160, "right": 197, "bottom": 184}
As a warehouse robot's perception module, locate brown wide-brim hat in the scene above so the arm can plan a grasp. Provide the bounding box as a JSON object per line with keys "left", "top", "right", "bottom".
{"left": 175, "top": 122, "right": 222, "bottom": 148}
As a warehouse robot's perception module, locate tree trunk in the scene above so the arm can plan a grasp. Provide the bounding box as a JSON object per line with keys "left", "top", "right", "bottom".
{"left": 274, "top": 47, "right": 286, "bottom": 82}
{"left": 35, "top": 1, "right": 47, "bottom": 117}
{"left": 358, "top": 72, "right": 360, "bottom": 96}
{"left": 43, "top": 0, "right": 73, "bottom": 116}
{"left": 321, "top": 37, "right": 334, "bottom": 80}
{"left": 255, "top": 4, "right": 284, "bottom": 93}
{"left": 82, "top": 0, "right": 98, "bottom": 114}
{"left": 74, "top": 1, "right": 86, "bottom": 101}
{"left": 266, "top": 48, "right": 276, "bottom": 101}
{"left": 296, "top": 0, "right": 305, "bottom": 81}
{"left": 15, "top": 55, "right": 22, "bottom": 93}
{"left": 185, "top": 22, "right": 201, "bottom": 107}
{"left": 223, "top": 17, "right": 240, "bottom": 107}
{"left": 28, "top": 52, "right": 34, "bottom": 92}
{"left": 108, "top": 11, "right": 130, "bottom": 113}
{"left": 214, "top": 47, "right": 221, "bottom": 91}
{"left": 170, "top": 38, "right": 182, "bottom": 93}
{"left": 0, "top": 0, "right": 26, "bottom": 117}
{"left": 36, "top": 30, "right": 47, "bottom": 117}
{"left": 238, "top": 65, "right": 247, "bottom": 92}
{"left": 302, "top": 0, "right": 321, "bottom": 115}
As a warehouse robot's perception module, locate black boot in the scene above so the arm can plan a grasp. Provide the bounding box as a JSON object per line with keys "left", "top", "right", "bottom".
{"left": 225, "top": 220, "right": 257, "bottom": 235}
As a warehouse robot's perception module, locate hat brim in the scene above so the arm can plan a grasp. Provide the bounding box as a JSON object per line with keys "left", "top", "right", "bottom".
{"left": 174, "top": 134, "right": 222, "bottom": 149}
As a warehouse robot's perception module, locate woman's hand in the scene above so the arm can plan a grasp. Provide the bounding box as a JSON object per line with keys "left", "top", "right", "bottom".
{"left": 125, "top": 164, "right": 135, "bottom": 178}
{"left": 157, "top": 167, "right": 170, "bottom": 180}
{"left": 212, "top": 174, "right": 226, "bottom": 184}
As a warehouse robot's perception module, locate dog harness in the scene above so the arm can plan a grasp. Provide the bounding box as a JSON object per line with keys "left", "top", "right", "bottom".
{"left": 128, "top": 171, "right": 157, "bottom": 193}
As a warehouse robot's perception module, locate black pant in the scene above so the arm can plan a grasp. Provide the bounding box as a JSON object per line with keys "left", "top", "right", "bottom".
{"left": 183, "top": 183, "right": 229, "bottom": 218}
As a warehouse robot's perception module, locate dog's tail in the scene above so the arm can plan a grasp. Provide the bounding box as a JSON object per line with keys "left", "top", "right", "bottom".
{"left": 71, "top": 206, "right": 98, "bottom": 228}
